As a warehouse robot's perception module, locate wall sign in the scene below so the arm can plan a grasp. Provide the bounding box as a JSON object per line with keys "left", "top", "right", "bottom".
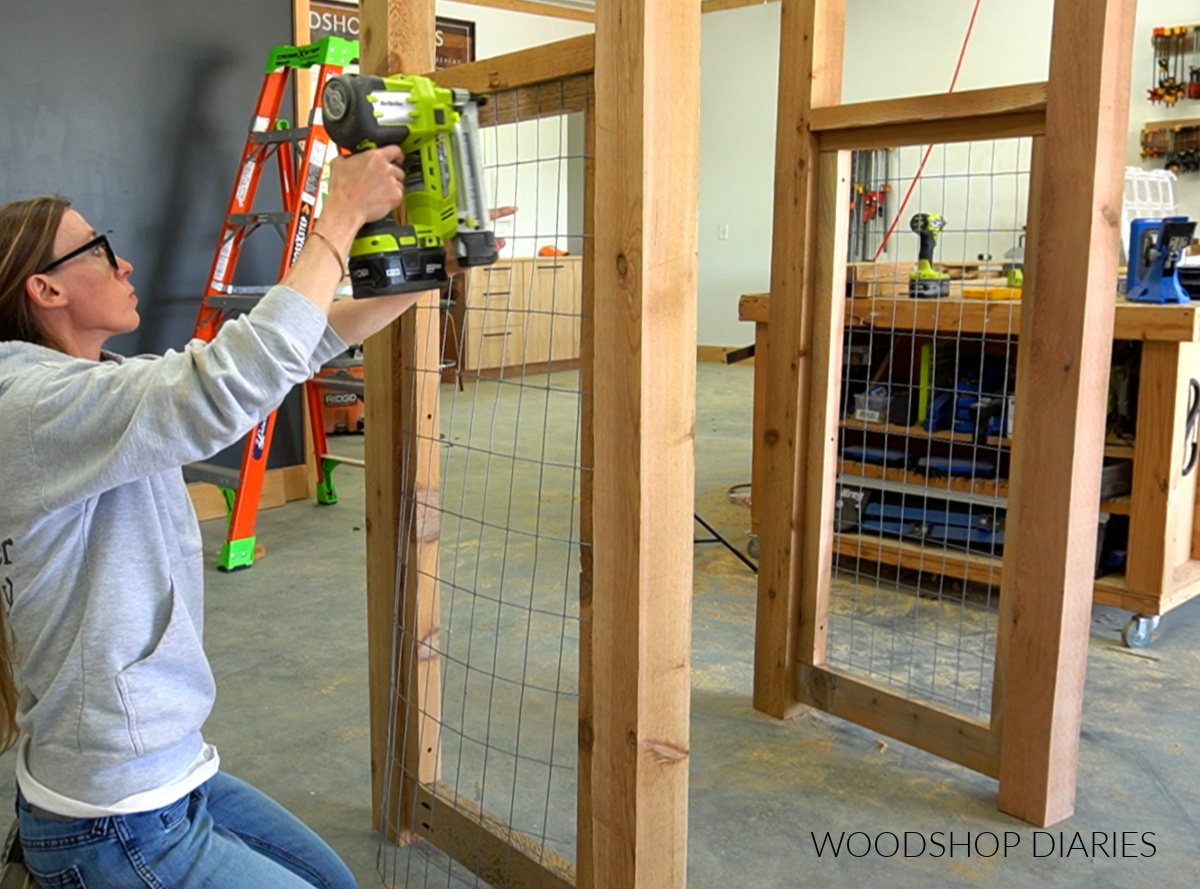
{"left": 436, "top": 18, "right": 476, "bottom": 70}
{"left": 308, "top": 1, "right": 476, "bottom": 68}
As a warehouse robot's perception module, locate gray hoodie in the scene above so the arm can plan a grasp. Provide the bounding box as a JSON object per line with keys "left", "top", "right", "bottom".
{"left": 0, "top": 285, "right": 346, "bottom": 806}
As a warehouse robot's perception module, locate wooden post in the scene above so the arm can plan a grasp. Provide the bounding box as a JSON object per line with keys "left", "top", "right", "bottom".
{"left": 292, "top": 0, "right": 313, "bottom": 127}
{"left": 592, "top": 0, "right": 700, "bottom": 884}
{"left": 996, "top": 0, "right": 1136, "bottom": 826}
{"left": 577, "top": 85, "right": 597, "bottom": 889}
{"left": 360, "top": 0, "right": 441, "bottom": 840}
{"left": 753, "top": 0, "right": 845, "bottom": 719}
{"left": 797, "top": 150, "right": 850, "bottom": 667}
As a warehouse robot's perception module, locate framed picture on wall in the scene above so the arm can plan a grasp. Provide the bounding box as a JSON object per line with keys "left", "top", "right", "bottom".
{"left": 437, "top": 18, "right": 476, "bottom": 69}
{"left": 305, "top": 0, "right": 475, "bottom": 68}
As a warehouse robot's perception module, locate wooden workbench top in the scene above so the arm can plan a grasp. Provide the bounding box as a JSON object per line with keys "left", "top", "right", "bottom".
{"left": 738, "top": 292, "right": 1200, "bottom": 342}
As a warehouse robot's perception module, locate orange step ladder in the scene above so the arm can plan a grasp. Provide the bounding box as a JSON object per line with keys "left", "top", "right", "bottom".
{"left": 186, "top": 36, "right": 356, "bottom": 571}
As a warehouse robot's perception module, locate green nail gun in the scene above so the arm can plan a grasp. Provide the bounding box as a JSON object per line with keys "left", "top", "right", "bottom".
{"left": 321, "top": 72, "right": 498, "bottom": 298}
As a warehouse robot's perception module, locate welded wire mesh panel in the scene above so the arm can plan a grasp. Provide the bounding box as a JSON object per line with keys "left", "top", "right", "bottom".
{"left": 829, "top": 138, "right": 1031, "bottom": 719}
{"left": 378, "top": 75, "right": 592, "bottom": 889}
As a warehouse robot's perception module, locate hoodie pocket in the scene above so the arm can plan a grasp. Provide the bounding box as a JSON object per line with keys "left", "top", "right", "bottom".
{"left": 115, "top": 586, "right": 216, "bottom": 756}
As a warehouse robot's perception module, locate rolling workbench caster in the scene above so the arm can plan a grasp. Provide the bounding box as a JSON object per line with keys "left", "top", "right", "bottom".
{"left": 746, "top": 532, "right": 760, "bottom": 560}
{"left": 1121, "top": 614, "right": 1161, "bottom": 649}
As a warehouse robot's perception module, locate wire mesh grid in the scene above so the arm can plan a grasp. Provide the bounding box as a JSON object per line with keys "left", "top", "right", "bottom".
{"left": 829, "top": 138, "right": 1032, "bottom": 719}
{"left": 377, "top": 75, "right": 593, "bottom": 889}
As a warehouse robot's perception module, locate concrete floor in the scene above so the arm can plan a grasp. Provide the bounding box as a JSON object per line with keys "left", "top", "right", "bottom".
{"left": 4, "top": 362, "right": 1200, "bottom": 888}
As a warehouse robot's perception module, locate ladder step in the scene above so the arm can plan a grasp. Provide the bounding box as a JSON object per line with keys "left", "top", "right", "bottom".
{"left": 313, "top": 375, "right": 364, "bottom": 396}
{"left": 220, "top": 285, "right": 275, "bottom": 295}
{"left": 251, "top": 127, "right": 310, "bottom": 144}
{"left": 320, "top": 454, "right": 365, "bottom": 469}
{"left": 183, "top": 462, "right": 242, "bottom": 489}
{"left": 228, "top": 212, "right": 294, "bottom": 227}
{"left": 203, "top": 295, "right": 263, "bottom": 311}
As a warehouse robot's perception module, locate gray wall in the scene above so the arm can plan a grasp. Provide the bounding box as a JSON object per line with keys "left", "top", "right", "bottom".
{"left": 1, "top": 0, "right": 309, "bottom": 466}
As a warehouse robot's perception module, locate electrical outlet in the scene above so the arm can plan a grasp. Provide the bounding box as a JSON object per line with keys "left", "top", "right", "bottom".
{"left": 718, "top": 223, "right": 730, "bottom": 240}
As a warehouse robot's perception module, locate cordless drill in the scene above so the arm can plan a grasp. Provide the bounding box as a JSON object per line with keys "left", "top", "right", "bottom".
{"left": 321, "top": 73, "right": 498, "bottom": 298}
{"left": 907, "top": 213, "right": 951, "bottom": 299}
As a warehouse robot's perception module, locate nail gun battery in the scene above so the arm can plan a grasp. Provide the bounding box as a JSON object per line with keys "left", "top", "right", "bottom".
{"left": 348, "top": 218, "right": 448, "bottom": 297}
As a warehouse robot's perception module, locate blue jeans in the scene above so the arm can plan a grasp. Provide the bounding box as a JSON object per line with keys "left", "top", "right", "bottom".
{"left": 17, "top": 772, "right": 356, "bottom": 889}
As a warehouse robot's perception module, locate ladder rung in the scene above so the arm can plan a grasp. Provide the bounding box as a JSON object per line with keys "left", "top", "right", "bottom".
{"left": 313, "top": 376, "right": 364, "bottom": 396}
{"left": 183, "top": 462, "right": 242, "bottom": 489}
{"left": 204, "top": 296, "right": 263, "bottom": 310}
{"left": 251, "top": 127, "right": 310, "bottom": 144}
{"left": 320, "top": 454, "right": 365, "bottom": 469}
{"left": 222, "top": 285, "right": 275, "bottom": 295}
{"left": 228, "top": 212, "right": 293, "bottom": 227}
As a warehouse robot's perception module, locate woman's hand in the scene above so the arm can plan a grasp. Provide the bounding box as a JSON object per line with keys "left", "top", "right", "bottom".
{"left": 321, "top": 146, "right": 407, "bottom": 236}
{"left": 445, "top": 206, "right": 518, "bottom": 277}
{"left": 280, "top": 147, "right": 405, "bottom": 317}
{"left": 489, "top": 206, "right": 518, "bottom": 251}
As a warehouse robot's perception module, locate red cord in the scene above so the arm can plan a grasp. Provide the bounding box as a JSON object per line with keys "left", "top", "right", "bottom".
{"left": 871, "top": 0, "right": 985, "bottom": 261}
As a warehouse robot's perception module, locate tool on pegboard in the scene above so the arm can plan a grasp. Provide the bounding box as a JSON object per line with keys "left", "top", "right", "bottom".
{"left": 1190, "top": 26, "right": 1200, "bottom": 100}
{"left": 1150, "top": 25, "right": 1196, "bottom": 105}
{"left": 854, "top": 182, "right": 891, "bottom": 223}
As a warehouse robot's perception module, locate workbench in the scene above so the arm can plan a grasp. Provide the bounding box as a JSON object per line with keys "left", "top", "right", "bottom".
{"left": 739, "top": 291, "right": 1200, "bottom": 644}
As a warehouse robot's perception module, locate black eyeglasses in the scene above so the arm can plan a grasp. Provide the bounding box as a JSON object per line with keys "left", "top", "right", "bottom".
{"left": 37, "top": 233, "right": 117, "bottom": 274}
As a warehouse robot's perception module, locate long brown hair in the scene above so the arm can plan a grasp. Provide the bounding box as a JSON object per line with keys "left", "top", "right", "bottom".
{"left": 0, "top": 195, "right": 69, "bottom": 752}
{"left": 0, "top": 196, "right": 69, "bottom": 348}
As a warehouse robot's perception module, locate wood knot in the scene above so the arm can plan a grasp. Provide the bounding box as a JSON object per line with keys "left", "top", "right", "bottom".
{"left": 764, "top": 429, "right": 780, "bottom": 446}
{"left": 641, "top": 739, "right": 689, "bottom": 764}
{"left": 578, "top": 720, "right": 594, "bottom": 752}
{"left": 616, "top": 254, "right": 629, "bottom": 276}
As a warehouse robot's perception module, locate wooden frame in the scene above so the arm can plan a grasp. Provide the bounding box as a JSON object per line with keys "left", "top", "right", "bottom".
{"left": 753, "top": 0, "right": 1137, "bottom": 827}
{"left": 362, "top": 4, "right": 698, "bottom": 886}
{"left": 811, "top": 83, "right": 1047, "bottom": 152}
